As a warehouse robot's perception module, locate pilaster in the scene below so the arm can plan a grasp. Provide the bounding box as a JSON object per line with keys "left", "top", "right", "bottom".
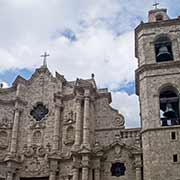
{"left": 53, "top": 95, "right": 63, "bottom": 151}
{"left": 72, "top": 156, "right": 80, "bottom": 180}
{"left": 49, "top": 159, "right": 58, "bottom": 180}
{"left": 10, "top": 106, "right": 21, "bottom": 153}
{"left": 49, "top": 171, "right": 56, "bottom": 180}
{"left": 134, "top": 154, "right": 142, "bottom": 180}
{"left": 73, "top": 95, "right": 83, "bottom": 150}
{"left": 82, "top": 155, "right": 90, "bottom": 180}
{"left": 82, "top": 89, "right": 90, "bottom": 148}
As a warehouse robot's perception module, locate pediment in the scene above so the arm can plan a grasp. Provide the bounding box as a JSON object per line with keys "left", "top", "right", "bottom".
{"left": 103, "top": 141, "right": 141, "bottom": 155}
{"left": 12, "top": 67, "right": 56, "bottom": 88}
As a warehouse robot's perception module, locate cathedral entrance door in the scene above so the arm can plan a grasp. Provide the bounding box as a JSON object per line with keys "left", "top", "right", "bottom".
{"left": 20, "top": 177, "right": 49, "bottom": 180}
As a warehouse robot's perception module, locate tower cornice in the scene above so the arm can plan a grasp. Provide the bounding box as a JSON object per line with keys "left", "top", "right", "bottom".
{"left": 135, "top": 61, "right": 180, "bottom": 95}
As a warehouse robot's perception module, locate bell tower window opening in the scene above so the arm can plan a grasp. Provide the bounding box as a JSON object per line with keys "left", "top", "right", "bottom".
{"left": 156, "top": 14, "right": 163, "bottom": 21}
{"left": 160, "top": 87, "right": 180, "bottom": 126}
{"left": 155, "top": 36, "right": 173, "bottom": 62}
{"left": 173, "top": 154, "right": 178, "bottom": 163}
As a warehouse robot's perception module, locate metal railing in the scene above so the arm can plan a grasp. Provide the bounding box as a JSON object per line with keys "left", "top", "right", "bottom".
{"left": 161, "top": 118, "right": 180, "bottom": 126}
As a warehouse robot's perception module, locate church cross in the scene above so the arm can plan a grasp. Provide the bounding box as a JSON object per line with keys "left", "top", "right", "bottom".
{"left": 40, "top": 52, "right": 50, "bottom": 67}
{"left": 153, "top": 1, "right": 160, "bottom": 9}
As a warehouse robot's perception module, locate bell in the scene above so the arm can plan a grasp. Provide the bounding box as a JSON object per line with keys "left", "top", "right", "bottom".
{"left": 157, "top": 46, "right": 172, "bottom": 61}
{"left": 163, "top": 103, "right": 177, "bottom": 118}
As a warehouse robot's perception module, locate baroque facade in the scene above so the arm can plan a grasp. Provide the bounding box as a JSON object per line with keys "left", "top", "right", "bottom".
{"left": 0, "top": 7, "right": 180, "bottom": 180}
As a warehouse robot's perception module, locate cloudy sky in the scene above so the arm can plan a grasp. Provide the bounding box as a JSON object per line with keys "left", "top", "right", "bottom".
{"left": 0, "top": 0, "right": 179, "bottom": 127}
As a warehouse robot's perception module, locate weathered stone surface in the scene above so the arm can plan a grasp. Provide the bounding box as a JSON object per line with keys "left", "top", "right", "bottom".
{"left": 136, "top": 7, "right": 180, "bottom": 180}
{"left": 2, "top": 6, "right": 180, "bottom": 180}
{"left": 0, "top": 66, "right": 140, "bottom": 180}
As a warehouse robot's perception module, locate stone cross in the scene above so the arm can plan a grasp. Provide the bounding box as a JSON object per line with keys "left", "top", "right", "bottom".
{"left": 153, "top": 1, "right": 159, "bottom": 9}
{"left": 40, "top": 52, "right": 50, "bottom": 67}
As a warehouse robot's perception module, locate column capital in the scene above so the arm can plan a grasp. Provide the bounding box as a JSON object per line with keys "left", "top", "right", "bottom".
{"left": 81, "top": 156, "right": 90, "bottom": 168}
{"left": 14, "top": 106, "right": 23, "bottom": 113}
{"left": 84, "top": 89, "right": 90, "bottom": 98}
{"left": 75, "top": 95, "right": 84, "bottom": 102}
{"left": 54, "top": 92, "right": 64, "bottom": 99}
{"left": 50, "top": 159, "right": 59, "bottom": 172}
{"left": 50, "top": 170, "right": 56, "bottom": 175}
{"left": 72, "top": 161, "right": 80, "bottom": 169}
{"left": 55, "top": 102, "right": 64, "bottom": 109}
{"left": 135, "top": 160, "right": 142, "bottom": 168}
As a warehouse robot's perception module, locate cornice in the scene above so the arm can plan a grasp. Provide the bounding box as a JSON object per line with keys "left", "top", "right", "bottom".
{"left": 141, "top": 125, "right": 180, "bottom": 134}
{"left": 135, "top": 18, "right": 180, "bottom": 35}
{"left": 135, "top": 61, "right": 180, "bottom": 95}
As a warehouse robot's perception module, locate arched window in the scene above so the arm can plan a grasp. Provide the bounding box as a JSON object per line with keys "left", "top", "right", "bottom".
{"left": 111, "top": 162, "right": 126, "bottom": 177}
{"left": 155, "top": 36, "right": 173, "bottom": 62}
{"left": 156, "top": 14, "right": 163, "bottom": 21}
{"left": 160, "top": 87, "right": 179, "bottom": 126}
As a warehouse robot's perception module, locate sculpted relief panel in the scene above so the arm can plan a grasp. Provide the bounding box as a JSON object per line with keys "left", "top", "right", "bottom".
{"left": 0, "top": 131, "right": 8, "bottom": 150}
{"left": 20, "top": 144, "right": 51, "bottom": 177}
{"left": 0, "top": 117, "right": 12, "bottom": 129}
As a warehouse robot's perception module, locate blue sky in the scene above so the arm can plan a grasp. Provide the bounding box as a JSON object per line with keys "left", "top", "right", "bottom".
{"left": 0, "top": 0, "right": 179, "bottom": 127}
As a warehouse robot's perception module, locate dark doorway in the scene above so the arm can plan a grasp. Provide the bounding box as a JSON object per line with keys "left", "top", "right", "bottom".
{"left": 20, "top": 177, "right": 49, "bottom": 180}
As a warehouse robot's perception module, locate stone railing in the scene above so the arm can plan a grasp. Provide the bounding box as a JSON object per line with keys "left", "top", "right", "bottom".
{"left": 119, "top": 129, "right": 141, "bottom": 139}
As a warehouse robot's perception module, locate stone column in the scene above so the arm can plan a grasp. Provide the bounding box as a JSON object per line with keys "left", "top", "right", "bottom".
{"left": 74, "top": 95, "right": 83, "bottom": 148}
{"left": 135, "top": 155, "right": 142, "bottom": 180}
{"left": 10, "top": 105, "right": 20, "bottom": 153}
{"left": 94, "top": 168, "right": 100, "bottom": 180}
{"left": 72, "top": 168, "right": 79, "bottom": 180}
{"left": 53, "top": 99, "right": 63, "bottom": 151}
{"left": 82, "top": 89, "right": 90, "bottom": 146}
{"left": 82, "top": 155, "right": 89, "bottom": 180}
{"left": 82, "top": 167, "right": 88, "bottom": 180}
{"left": 7, "top": 172, "right": 13, "bottom": 180}
{"left": 49, "top": 160, "right": 58, "bottom": 180}
{"left": 72, "top": 156, "right": 80, "bottom": 180}
{"left": 10, "top": 84, "right": 24, "bottom": 153}
{"left": 94, "top": 158, "right": 101, "bottom": 180}
{"left": 135, "top": 167, "right": 142, "bottom": 180}
{"left": 49, "top": 171, "right": 56, "bottom": 180}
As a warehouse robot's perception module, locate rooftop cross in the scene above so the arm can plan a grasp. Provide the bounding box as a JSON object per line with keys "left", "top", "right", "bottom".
{"left": 153, "top": 0, "right": 160, "bottom": 9}
{"left": 40, "top": 52, "right": 50, "bottom": 68}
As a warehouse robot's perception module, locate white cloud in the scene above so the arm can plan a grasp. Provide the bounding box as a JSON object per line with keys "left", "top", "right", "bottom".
{"left": 0, "top": 1, "right": 179, "bottom": 127}
{"left": 111, "top": 91, "right": 140, "bottom": 128}
{"left": 0, "top": 81, "right": 9, "bottom": 88}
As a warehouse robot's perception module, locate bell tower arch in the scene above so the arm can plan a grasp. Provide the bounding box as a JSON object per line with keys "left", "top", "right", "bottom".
{"left": 135, "top": 6, "right": 180, "bottom": 180}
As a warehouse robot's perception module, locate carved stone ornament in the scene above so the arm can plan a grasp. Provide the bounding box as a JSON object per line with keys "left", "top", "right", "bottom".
{"left": 21, "top": 156, "right": 49, "bottom": 177}
{"left": 0, "top": 131, "right": 8, "bottom": 149}
{"left": 64, "top": 110, "right": 76, "bottom": 125}
{"left": 29, "top": 118, "right": 46, "bottom": 129}
{"left": 0, "top": 117, "right": 12, "bottom": 129}
{"left": 22, "top": 144, "right": 51, "bottom": 158}
{"left": 64, "top": 126, "right": 75, "bottom": 145}
{"left": 114, "top": 145, "right": 122, "bottom": 159}
{"left": 30, "top": 103, "right": 49, "bottom": 121}
{"left": 20, "top": 143, "right": 51, "bottom": 177}
{"left": 113, "top": 114, "right": 124, "bottom": 127}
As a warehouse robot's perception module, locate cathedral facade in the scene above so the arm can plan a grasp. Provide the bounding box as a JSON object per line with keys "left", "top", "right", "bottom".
{"left": 0, "top": 7, "right": 180, "bottom": 180}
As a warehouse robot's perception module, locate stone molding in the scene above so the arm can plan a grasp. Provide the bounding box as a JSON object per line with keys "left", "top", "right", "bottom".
{"left": 135, "top": 61, "right": 180, "bottom": 95}
{"left": 135, "top": 18, "right": 180, "bottom": 34}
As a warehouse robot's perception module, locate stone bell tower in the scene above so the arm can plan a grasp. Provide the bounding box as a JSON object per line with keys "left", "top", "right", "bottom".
{"left": 135, "top": 6, "right": 180, "bottom": 180}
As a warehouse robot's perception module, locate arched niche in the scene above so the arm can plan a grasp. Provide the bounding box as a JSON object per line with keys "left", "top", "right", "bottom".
{"left": 159, "top": 86, "right": 180, "bottom": 126}
{"left": 154, "top": 35, "right": 173, "bottom": 62}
